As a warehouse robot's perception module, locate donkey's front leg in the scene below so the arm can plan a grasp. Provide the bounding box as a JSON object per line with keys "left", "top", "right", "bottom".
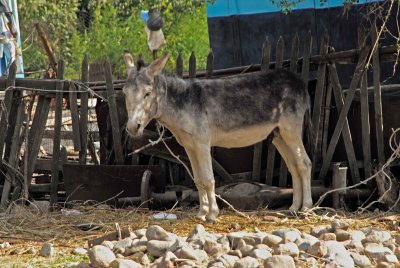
{"left": 185, "top": 146, "right": 219, "bottom": 223}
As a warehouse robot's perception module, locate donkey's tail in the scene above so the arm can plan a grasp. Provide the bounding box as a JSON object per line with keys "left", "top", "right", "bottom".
{"left": 303, "top": 102, "right": 314, "bottom": 157}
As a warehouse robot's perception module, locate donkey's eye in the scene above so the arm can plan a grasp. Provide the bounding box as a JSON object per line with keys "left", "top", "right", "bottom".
{"left": 144, "top": 92, "right": 151, "bottom": 99}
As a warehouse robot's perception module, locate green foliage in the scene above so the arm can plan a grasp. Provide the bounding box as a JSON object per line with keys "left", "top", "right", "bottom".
{"left": 19, "top": 0, "right": 210, "bottom": 79}
{"left": 19, "top": 0, "right": 79, "bottom": 74}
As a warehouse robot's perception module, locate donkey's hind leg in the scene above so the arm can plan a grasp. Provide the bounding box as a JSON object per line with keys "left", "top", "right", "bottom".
{"left": 279, "top": 124, "right": 313, "bottom": 211}
{"left": 273, "top": 135, "right": 303, "bottom": 211}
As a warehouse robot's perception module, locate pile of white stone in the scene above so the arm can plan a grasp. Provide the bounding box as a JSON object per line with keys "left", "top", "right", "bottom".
{"left": 65, "top": 220, "right": 399, "bottom": 268}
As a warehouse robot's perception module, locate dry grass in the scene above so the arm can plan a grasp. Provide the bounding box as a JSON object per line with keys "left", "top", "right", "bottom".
{"left": 0, "top": 204, "right": 399, "bottom": 267}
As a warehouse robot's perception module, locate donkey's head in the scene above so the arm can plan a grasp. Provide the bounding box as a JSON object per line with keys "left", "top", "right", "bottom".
{"left": 123, "top": 52, "right": 168, "bottom": 137}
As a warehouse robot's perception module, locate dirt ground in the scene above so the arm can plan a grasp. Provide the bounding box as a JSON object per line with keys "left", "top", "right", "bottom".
{"left": 0, "top": 204, "right": 399, "bottom": 267}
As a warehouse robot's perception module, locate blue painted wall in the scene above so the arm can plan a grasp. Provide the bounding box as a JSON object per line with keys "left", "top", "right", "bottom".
{"left": 207, "top": 0, "right": 382, "bottom": 17}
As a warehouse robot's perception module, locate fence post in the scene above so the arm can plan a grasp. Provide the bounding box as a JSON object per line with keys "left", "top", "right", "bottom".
{"left": 189, "top": 51, "right": 196, "bottom": 78}
{"left": 176, "top": 53, "right": 183, "bottom": 77}
{"left": 79, "top": 55, "right": 89, "bottom": 164}
{"left": 50, "top": 60, "right": 65, "bottom": 206}
{"left": 206, "top": 50, "right": 214, "bottom": 78}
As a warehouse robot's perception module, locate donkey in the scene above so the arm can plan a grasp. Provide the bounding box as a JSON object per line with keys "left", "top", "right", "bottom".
{"left": 122, "top": 52, "right": 313, "bottom": 222}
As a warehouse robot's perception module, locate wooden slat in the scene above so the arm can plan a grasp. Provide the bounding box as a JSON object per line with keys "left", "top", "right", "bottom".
{"left": 50, "top": 60, "right": 65, "bottom": 206}
{"left": 311, "top": 32, "right": 329, "bottom": 170}
{"left": 79, "top": 55, "right": 89, "bottom": 164}
{"left": 318, "top": 47, "right": 369, "bottom": 182}
{"left": 206, "top": 50, "right": 214, "bottom": 78}
{"left": 0, "top": 61, "right": 17, "bottom": 159}
{"left": 104, "top": 60, "right": 124, "bottom": 164}
{"left": 301, "top": 31, "right": 312, "bottom": 84}
{"left": 189, "top": 51, "right": 196, "bottom": 78}
{"left": 266, "top": 36, "right": 284, "bottom": 186}
{"left": 327, "top": 63, "right": 361, "bottom": 183}
{"left": 176, "top": 53, "right": 183, "bottom": 78}
{"left": 322, "top": 83, "right": 333, "bottom": 158}
{"left": 0, "top": 62, "right": 18, "bottom": 209}
{"left": 279, "top": 33, "right": 300, "bottom": 186}
{"left": 358, "top": 27, "right": 372, "bottom": 178}
{"left": 252, "top": 37, "right": 271, "bottom": 182}
{"left": 69, "top": 83, "right": 81, "bottom": 151}
{"left": 371, "top": 18, "right": 385, "bottom": 164}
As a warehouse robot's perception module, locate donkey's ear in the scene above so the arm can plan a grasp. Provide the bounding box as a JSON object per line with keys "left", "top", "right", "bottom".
{"left": 123, "top": 50, "right": 135, "bottom": 76}
{"left": 147, "top": 54, "right": 169, "bottom": 78}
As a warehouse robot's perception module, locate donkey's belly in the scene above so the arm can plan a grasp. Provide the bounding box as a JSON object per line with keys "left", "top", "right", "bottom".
{"left": 211, "top": 124, "right": 277, "bottom": 148}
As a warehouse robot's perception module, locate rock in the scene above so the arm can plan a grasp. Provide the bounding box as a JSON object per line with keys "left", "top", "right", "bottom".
{"left": 248, "top": 248, "right": 272, "bottom": 260}
{"left": 124, "top": 240, "right": 147, "bottom": 256}
{"left": 10, "top": 248, "right": 24, "bottom": 255}
{"left": 395, "top": 247, "right": 400, "bottom": 259}
{"left": 335, "top": 229, "right": 351, "bottom": 242}
{"left": 228, "top": 231, "right": 265, "bottom": 246}
{"left": 302, "top": 232, "right": 320, "bottom": 245}
{"left": 0, "top": 242, "right": 10, "bottom": 249}
{"left": 110, "top": 259, "right": 142, "bottom": 268}
{"left": 272, "top": 228, "right": 301, "bottom": 243}
{"left": 72, "top": 247, "right": 88, "bottom": 256}
{"left": 379, "top": 254, "right": 399, "bottom": 264}
{"left": 215, "top": 254, "right": 240, "bottom": 267}
{"left": 320, "top": 233, "right": 337, "bottom": 241}
{"left": 264, "top": 255, "right": 296, "bottom": 268}
{"left": 298, "top": 239, "right": 313, "bottom": 252}
{"left": 175, "top": 246, "right": 208, "bottom": 261}
{"left": 234, "top": 238, "right": 247, "bottom": 250}
{"left": 187, "top": 224, "right": 207, "bottom": 242}
{"left": 362, "top": 230, "right": 392, "bottom": 244}
{"left": 26, "top": 247, "right": 36, "bottom": 254}
{"left": 230, "top": 223, "right": 241, "bottom": 230}
{"left": 350, "top": 252, "right": 371, "bottom": 267}
{"left": 364, "top": 243, "right": 393, "bottom": 259}
{"left": 331, "top": 220, "right": 349, "bottom": 231}
{"left": 32, "top": 200, "right": 50, "bottom": 213}
{"left": 377, "top": 261, "right": 395, "bottom": 268}
{"left": 307, "top": 241, "right": 327, "bottom": 257}
{"left": 146, "top": 225, "right": 173, "bottom": 241}
{"left": 349, "top": 230, "right": 366, "bottom": 242}
{"left": 147, "top": 240, "right": 174, "bottom": 257}
{"left": 88, "top": 245, "right": 116, "bottom": 268}
{"left": 273, "top": 242, "right": 299, "bottom": 257}
{"left": 310, "top": 225, "right": 332, "bottom": 237}
{"left": 325, "top": 240, "right": 354, "bottom": 268}
{"left": 343, "top": 240, "right": 364, "bottom": 253}
{"left": 204, "top": 238, "right": 229, "bottom": 257}
{"left": 228, "top": 249, "right": 243, "bottom": 258}
{"left": 134, "top": 229, "right": 147, "bottom": 238}
{"left": 395, "top": 235, "right": 400, "bottom": 245}
{"left": 262, "top": 234, "right": 282, "bottom": 247}
{"left": 101, "top": 240, "right": 114, "bottom": 250}
{"left": 149, "top": 256, "right": 174, "bottom": 268}
{"left": 233, "top": 256, "right": 260, "bottom": 268}
{"left": 39, "top": 242, "right": 54, "bottom": 257}
{"left": 302, "top": 256, "right": 318, "bottom": 268}
{"left": 113, "top": 238, "right": 134, "bottom": 254}
{"left": 240, "top": 245, "right": 254, "bottom": 257}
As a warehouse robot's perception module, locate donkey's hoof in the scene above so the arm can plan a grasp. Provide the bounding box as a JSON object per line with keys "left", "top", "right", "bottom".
{"left": 289, "top": 204, "right": 301, "bottom": 213}
{"left": 196, "top": 214, "right": 207, "bottom": 222}
{"left": 206, "top": 217, "right": 216, "bottom": 224}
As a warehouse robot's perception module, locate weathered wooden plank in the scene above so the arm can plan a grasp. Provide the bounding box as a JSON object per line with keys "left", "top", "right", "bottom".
{"left": 104, "top": 60, "right": 124, "bottom": 164}
{"left": 322, "top": 83, "right": 333, "bottom": 158}
{"left": 189, "top": 51, "right": 196, "bottom": 78}
{"left": 69, "top": 83, "right": 81, "bottom": 151}
{"left": 311, "top": 32, "right": 329, "bottom": 169}
{"left": 358, "top": 27, "right": 372, "bottom": 178}
{"left": 50, "top": 60, "right": 65, "bottom": 206}
{"left": 176, "top": 53, "right": 183, "bottom": 78}
{"left": 261, "top": 37, "right": 271, "bottom": 72}
{"left": 279, "top": 33, "right": 300, "bottom": 186}
{"left": 371, "top": 18, "right": 385, "bottom": 164}
{"left": 301, "top": 31, "right": 312, "bottom": 84}
{"left": 206, "top": 50, "right": 214, "bottom": 78}
{"left": 318, "top": 47, "right": 369, "bottom": 181}
{"left": 0, "top": 61, "right": 17, "bottom": 159}
{"left": 327, "top": 63, "right": 361, "bottom": 183}
{"left": 266, "top": 37, "right": 284, "bottom": 186}
{"left": 252, "top": 37, "right": 271, "bottom": 181}
{"left": 79, "top": 55, "right": 89, "bottom": 164}
{"left": 0, "top": 92, "right": 23, "bottom": 208}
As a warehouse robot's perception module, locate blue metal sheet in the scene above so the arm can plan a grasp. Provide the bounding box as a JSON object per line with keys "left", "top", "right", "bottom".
{"left": 207, "top": 0, "right": 383, "bottom": 17}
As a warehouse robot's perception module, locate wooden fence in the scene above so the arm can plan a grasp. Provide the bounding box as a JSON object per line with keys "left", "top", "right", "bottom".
{"left": 0, "top": 20, "right": 398, "bottom": 208}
